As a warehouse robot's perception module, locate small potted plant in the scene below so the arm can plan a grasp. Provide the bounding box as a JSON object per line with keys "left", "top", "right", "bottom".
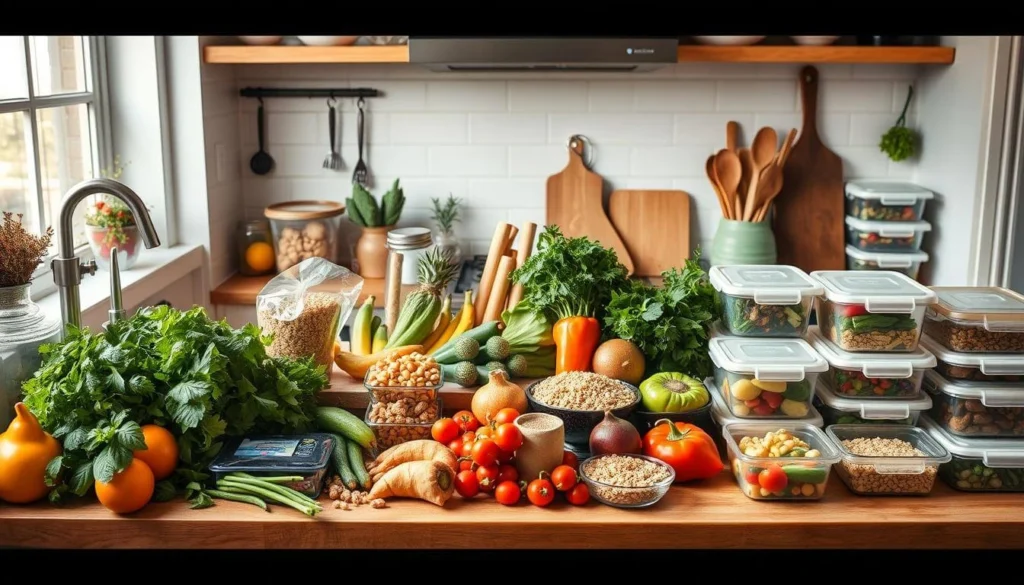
{"left": 84, "top": 156, "right": 144, "bottom": 270}
{"left": 345, "top": 179, "right": 406, "bottom": 278}
{"left": 430, "top": 194, "right": 462, "bottom": 267}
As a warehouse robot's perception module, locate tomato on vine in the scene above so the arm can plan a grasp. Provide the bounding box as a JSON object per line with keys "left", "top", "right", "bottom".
{"left": 527, "top": 476, "right": 555, "bottom": 507}
{"left": 493, "top": 423, "right": 524, "bottom": 453}
{"left": 495, "top": 481, "right": 522, "bottom": 505}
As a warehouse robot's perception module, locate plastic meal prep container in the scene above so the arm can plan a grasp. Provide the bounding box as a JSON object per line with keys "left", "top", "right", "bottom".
{"left": 845, "top": 180, "right": 934, "bottom": 222}
{"left": 365, "top": 397, "right": 443, "bottom": 452}
{"left": 921, "top": 415, "right": 1024, "bottom": 492}
{"left": 708, "top": 336, "right": 827, "bottom": 419}
{"left": 845, "top": 216, "right": 931, "bottom": 253}
{"left": 810, "top": 270, "right": 937, "bottom": 353}
{"left": 922, "top": 370, "right": 1024, "bottom": 438}
{"left": 264, "top": 200, "right": 346, "bottom": 273}
{"left": 814, "top": 378, "right": 932, "bottom": 425}
{"left": 709, "top": 264, "right": 823, "bottom": 338}
{"left": 922, "top": 286, "right": 1024, "bottom": 353}
{"left": 723, "top": 421, "right": 840, "bottom": 501}
{"left": 707, "top": 377, "right": 823, "bottom": 458}
{"left": 208, "top": 433, "right": 334, "bottom": 497}
{"left": 808, "top": 326, "right": 935, "bottom": 399}
{"left": 826, "top": 424, "right": 949, "bottom": 496}
{"left": 845, "top": 245, "right": 929, "bottom": 281}
{"left": 363, "top": 368, "right": 444, "bottom": 403}
{"left": 920, "top": 334, "right": 1024, "bottom": 383}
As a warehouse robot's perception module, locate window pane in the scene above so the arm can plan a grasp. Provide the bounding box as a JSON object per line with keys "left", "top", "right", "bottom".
{"left": 37, "top": 104, "right": 94, "bottom": 248}
{"left": 29, "top": 36, "right": 86, "bottom": 96}
{"left": 0, "top": 111, "right": 38, "bottom": 230}
{"left": 0, "top": 36, "right": 27, "bottom": 100}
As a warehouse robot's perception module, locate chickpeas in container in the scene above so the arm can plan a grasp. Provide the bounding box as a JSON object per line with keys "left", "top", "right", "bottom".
{"left": 264, "top": 200, "right": 347, "bottom": 272}
{"left": 256, "top": 257, "right": 363, "bottom": 370}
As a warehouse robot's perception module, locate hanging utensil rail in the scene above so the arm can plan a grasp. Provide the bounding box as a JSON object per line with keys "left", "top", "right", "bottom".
{"left": 238, "top": 87, "right": 382, "bottom": 99}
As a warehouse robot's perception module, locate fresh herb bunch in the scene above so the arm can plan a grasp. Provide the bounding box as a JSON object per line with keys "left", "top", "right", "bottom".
{"left": 346, "top": 179, "right": 405, "bottom": 227}
{"left": 0, "top": 212, "right": 53, "bottom": 287}
{"left": 22, "top": 305, "right": 327, "bottom": 504}
{"left": 430, "top": 194, "right": 461, "bottom": 236}
{"left": 603, "top": 251, "right": 719, "bottom": 378}
{"left": 880, "top": 86, "right": 918, "bottom": 162}
{"left": 84, "top": 157, "right": 139, "bottom": 247}
{"left": 511, "top": 224, "right": 629, "bottom": 322}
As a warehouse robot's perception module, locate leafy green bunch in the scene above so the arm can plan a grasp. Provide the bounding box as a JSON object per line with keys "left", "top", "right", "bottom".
{"left": 880, "top": 86, "right": 918, "bottom": 162}
{"left": 22, "top": 305, "right": 327, "bottom": 503}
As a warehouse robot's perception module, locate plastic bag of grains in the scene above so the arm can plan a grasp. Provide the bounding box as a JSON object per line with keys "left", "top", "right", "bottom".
{"left": 256, "top": 257, "right": 363, "bottom": 369}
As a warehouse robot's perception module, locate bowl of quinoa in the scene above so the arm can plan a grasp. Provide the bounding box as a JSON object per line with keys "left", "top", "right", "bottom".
{"left": 525, "top": 372, "right": 641, "bottom": 445}
{"left": 580, "top": 454, "right": 675, "bottom": 508}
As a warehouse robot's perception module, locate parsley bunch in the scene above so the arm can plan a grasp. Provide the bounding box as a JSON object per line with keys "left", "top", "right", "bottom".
{"left": 880, "top": 85, "right": 918, "bottom": 163}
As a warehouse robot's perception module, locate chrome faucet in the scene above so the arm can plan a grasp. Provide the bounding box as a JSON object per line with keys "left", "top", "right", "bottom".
{"left": 52, "top": 178, "right": 161, "bottom": 336}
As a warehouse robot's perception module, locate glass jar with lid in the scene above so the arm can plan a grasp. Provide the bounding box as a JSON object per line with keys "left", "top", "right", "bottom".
{"left": 0, "top": 283, "right": 61, "bottom": 429}
{"left": 386, "top": 227, "right": 434, "bottom": 286}
{"left": 236, "top": 219, "right": 276, "bottom": 276}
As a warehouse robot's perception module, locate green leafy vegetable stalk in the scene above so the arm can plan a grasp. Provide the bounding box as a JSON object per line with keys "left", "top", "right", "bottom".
{"left": 500, "top": 300, "right": 555, "bottom": 355}
{"left": 22, "top": 305, "right": 328, "bottom": 504}
{"left": 602, "top": 250, "right": 719, "bottom": 378}
{"left": 510, "top": 225, "right": 629, "bottom": 322}
{"left": 880, "top": 85, "right": 918, "bottom": 162}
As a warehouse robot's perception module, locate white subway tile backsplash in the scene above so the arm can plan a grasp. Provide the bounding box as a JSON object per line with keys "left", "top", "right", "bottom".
{"left": 634, "top": 81, "right": 716, "bottom": 112}
{"left": 818, "top": 81, "right": 894, "bottom": 112}
{"left": 389, "top": 113, "right": 468, "bottom": 144}
{"left": 848, "top": 113, "right": 897, "bottom": 146}
{"left": 470, "top": 114, "right": 548, "bottom": 144}
{"left": 509, "top": 145, "right": 572, "bottom": 177}
{"left": 365, "top": 145, "right": 429, "bottom": 178}
{"left": 290, "top": 178, "right": 351, "bottom": 202}
{"left": 428, "top": 145, "right": 508, "bottom": 177}
{"left": 426, "top": 81, "right": 507, "bottom": 112}
{"left": 266, "top": 113, "right": 318, "bottom": 145}
{"left": 467, "top": 179, "right": 547, "bottom": 208}
{"left": 630, "top": 146, "right": 709, "bottom": 178}
{"left": 752, "top": 112, "right": 851, "bottom": 148}
{"left": 833, "top": 146, "right": 892, "bottom": 178}
{"left": 548, "top": 113, "right": 675, "bottom": 145}
{"left": 716, "top": 80, "right": 797, "bottom": 112}
{"left": 509, "top": 81, "right": 588, "bottom": 112}
{"left": 675, "top": 113, "right": 756, "bottom": 146}
{"left": 587, "top": 81, "right": 634, "bottom": 112}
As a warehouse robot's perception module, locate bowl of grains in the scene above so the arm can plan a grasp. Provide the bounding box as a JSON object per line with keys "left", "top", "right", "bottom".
{"left": 579, "top": 454, "right": 675, "bottom": 508}
{"left": 525, "top": 371, "right": 641, "bottom": 445}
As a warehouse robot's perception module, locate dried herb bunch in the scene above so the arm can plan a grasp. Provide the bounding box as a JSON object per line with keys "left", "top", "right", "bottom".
{"left": 0, "top": 212, "right": 54, "bottom": 287}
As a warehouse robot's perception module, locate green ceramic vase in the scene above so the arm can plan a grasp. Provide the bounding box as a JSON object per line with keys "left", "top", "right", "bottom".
{"left": 709, "top": 218, "right": 777, "bottom": 266}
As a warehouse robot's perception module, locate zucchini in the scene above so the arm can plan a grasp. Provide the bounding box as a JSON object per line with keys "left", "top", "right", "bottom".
{"left": 475, "top": 365, "right": 492, "bottom": 385}
{"left": 434, "top": 322, "right": 500, "bottom": 362}
{"left": 328, "top": 433, "right": 358, "bottom": 489}
{"left": 442, "top": 361, "right": 479, "bottom": 387}
{"left": 316, "top": 406, "right": 376, "bottom": 449}
{"left": 347, "top": 439, "right": 372, "bottom": 489}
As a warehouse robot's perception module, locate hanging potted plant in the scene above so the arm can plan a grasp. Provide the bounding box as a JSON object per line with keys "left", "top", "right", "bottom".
{"left": 345, "top": 179, "right": 406, "bottom": 278}
{"left": 84, "top": 156, "right": 145, "bottom": 270}
{"left": 430, "top": 194, "right": 462, "bottom": 267}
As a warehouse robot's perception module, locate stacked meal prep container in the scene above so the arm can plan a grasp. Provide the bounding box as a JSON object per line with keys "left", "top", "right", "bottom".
{"left": 844, "top": 181, "right": 934, "bottom": 281}
{"left": 363, "top": 370, "right": 444, "bottom": 455}
{"left": 917, "top": 287, "right": 1024, "bottom": 492}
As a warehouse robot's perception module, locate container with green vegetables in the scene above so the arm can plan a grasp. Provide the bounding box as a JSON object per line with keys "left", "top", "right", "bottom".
{"left": 921, "top": 415, "right": 1024, "bottom": 493}
{"left": 813, "top": 378, "right": 932, "bottom": 426}
{"left": 709, "top": 265, "right": 822, "bottom": 338}
{"left": 208, "top": 434, "right": 334, "bottom": 498}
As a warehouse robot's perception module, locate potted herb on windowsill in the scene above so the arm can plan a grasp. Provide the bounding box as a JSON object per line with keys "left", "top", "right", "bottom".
{"left": 84, "top": 156, "right": 145, "bottom": 270}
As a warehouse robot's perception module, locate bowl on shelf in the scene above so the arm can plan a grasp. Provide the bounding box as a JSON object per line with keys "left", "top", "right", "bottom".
{"left": 238, "top": 36, "right": 282, "bottom": 46}
{"left": 791, "top": 36, "right": 840, "bottom": 46}
{"left": 692, "top": 36, "right": 766, "bottom": 46}
{"left": 297, "top": 36, "right": 360, "bottom": 46}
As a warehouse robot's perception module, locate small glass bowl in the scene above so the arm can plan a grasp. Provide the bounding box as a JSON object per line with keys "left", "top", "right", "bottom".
{"left": 579, "top": 454, "right": 675, "bottom": 509}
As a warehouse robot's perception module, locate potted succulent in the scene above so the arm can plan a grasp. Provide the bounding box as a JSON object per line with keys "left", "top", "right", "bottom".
{"left": 345, "top": 179, "right": 406, "bottom": 278}
{"left": 84, "top": 156, "right": 144, "bottom": 270}
{"left": 430, "top": 194, "right": 462, "bottom": 267}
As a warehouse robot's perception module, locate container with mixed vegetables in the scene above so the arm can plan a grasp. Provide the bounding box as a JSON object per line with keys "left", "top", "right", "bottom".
{"left": 808, "top": 326, "right": 935, "bottom": 399}
{"left": 844, "top": 180, "right": 934, "bottom": 223}
{"left": 709, "top": 265, "right": 821, "bottom": 338}
{"left": 723, "top": 424, "right": 840, "bottom": 500}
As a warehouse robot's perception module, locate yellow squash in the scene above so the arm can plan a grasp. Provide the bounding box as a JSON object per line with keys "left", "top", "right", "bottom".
{"left": 428, "top": 290, "right": 473, "bottom": 354}
{"left": 0, "top": 402, "right": 62, "bottom": 504}
{"left": 334, "top": 345, "right": 424, "bottom": 379}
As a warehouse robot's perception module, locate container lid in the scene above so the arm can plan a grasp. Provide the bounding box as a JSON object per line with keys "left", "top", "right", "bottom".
{"left": 386, "top": 227, "right": 433, "bottom": 250}
{"left": 708, "top": 378, "right": 824, "bottom": 427}
{"left": 826, "top": 424, "right": 950, "bottom": 473}
{"left": 844, "top": 216, "right": 932, "bottom": 235}
{"left": 926, "top": 286, "right": 1024, "bottom": 329}
{"left": 708, "top": 336, "right": 827, "bottom": 380}
{"left": 845, "top": 180, "right": 934, "bottom": 203}
{"left": 708, "top": 265, "right": 823, "bottom": 305}
{"left": 810, "top": 270, "right": 937, "bottom": 311}
{"left": 920, "top": 334, "right": 1024, "bottom": 375}
{"left": 808, "top": 326, "right": 936, "bottom": 377}
{"left": 208, "top": 434, "right": 334, "bottom": 473}
{"left": 265, "top": 200, "right": 345, "bottom": 220}
{"left": 845, "top": 245, "right": 929, "bottom": 268}
{"left": 922, "top": 370, "right": 1024, "bottom": 407}
{"left": 815, "top": 378, "right": 932, "bottom": 419}
{"left": 921, "top": 415, "right": 1024, "bottom": 466}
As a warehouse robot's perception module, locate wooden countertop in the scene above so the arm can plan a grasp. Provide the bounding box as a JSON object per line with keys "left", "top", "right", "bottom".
{"left": 210, "top": 274, "right": 419, "bottom": 308}
{"left": 2, "top": 473, "right": 1022, "bottom": 549}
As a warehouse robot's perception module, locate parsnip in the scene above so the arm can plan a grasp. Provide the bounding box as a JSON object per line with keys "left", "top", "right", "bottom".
{"left": 367, "top": 460, "right": 455, "bottom": 506}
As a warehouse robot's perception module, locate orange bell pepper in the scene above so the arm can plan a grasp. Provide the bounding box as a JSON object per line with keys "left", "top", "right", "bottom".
{"left": 552, "top": 316, "right": 601, "bottom": 374}
{"left": 642, "top": 419, "right": 724, "bottom": 482}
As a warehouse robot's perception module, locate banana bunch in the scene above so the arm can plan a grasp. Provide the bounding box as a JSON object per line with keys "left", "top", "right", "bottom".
{"left": 426, "top": 290, "right": 475, "bottom": 354}
{"left": 350, "top": 296, "right": 387, "bottom": 356}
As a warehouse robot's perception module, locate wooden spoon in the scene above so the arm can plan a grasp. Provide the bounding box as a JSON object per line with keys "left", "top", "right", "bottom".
{"left": 746, "top": 127, "right": 779, "bottom": 220}
{"left": 737, "top": 148, "right": 755, "bottom": 221}
{"left": 714, "top": 149, "right": 742, "bottom": 219}
{"left": 726, "top": 120, "right": 739, "bottom": 153}
{"left": 706, "top": 155, "right": 731, "bottom": 219}
{"left": 752, "top": 163, "right": 785, "bottom": 222}
{"left": 777, "top": 128, "right": 798, "bottom": 167}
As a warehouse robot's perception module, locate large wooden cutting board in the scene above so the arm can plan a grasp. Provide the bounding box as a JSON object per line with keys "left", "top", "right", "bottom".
{"left": 546, "top": 139, "right": 635, "bottom": 274}
{"left": 608, "top": 189, "right": 690, "bottom": 276}
{"left": 772, "top": 66, "right": 845, "bottom": 272}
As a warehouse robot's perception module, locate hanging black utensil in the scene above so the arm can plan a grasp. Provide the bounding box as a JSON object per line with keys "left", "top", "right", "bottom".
{"left": 352, "top": 97, "right": 370, "bottom": 187}
{"left": 323, "top": 98, "right": 342, "bottom": 170}
{"left": 250, "top": 98, "right": 274, "bottom": 175}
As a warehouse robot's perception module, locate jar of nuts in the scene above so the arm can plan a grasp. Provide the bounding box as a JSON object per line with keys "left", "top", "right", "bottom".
{"left": 363, "top": 352, "right": 444, "bottom": 449}
{"left": 265, "top": 200, "right": 346, "bottom": 272}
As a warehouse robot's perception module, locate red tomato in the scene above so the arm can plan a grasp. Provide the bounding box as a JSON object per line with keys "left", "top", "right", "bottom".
{"left": 496, "top": 448, "right": 515, "bottom": 464}
{"left": 744, "top": 470, "right": 761, "bottom": 486}
{"left": 526, "top": 478, "right": 555, "bottom": 507}
{"left": 752, "top": 403, "right": 776, "bottom": 416}
{"left": 492, "top": 423, "right": 524, "bottom": 453}
{"left": 454, "top": 410, "right": 480, "bottom": 432}
{"left": 550, "top": 465, "right": 578, "bottom": 492}
{"left": 758, "top": 465, "right": 788, "bottom": 493}
{"left": 471, "top": 438, "right": 501, "bottom": 467}
{"left": 761, "top": 391, "right": 784, "bottom": 409}
{"left": 493, "top": 408, "right": 520, "bottom": 426}
{"left": 744, "top": 397, "right": 762, "bottom": 408}
{"left": 461, "top": 431, "right": 476, "bottom": 444}
{"left": 562, "top": 450, "right": 579, "bottom": 470}
{"left": 448, "top": 438, "right": 464, "bottom": 456}
{"left": 565, "top": 483, "right": 590, "bottom": 506}
{"left": 840, "top": 304, "right": 869, "bottom": 318}
{"left": 494, "top": 481, "right": 522, "bottom": 505}
{"left": 431, "top": 418, "right": 460, "bottom": 444}
{"left": 497, "top": 464, "right": 519, "bottom": 484}
{"left": 476, "top": 464, "right": 500, "bottom": 493}
{"left": 455, "top": 470, "right": 480, "bottom": 498}
{"left": 458, "top": 458, "right": 474, "bottom": 472}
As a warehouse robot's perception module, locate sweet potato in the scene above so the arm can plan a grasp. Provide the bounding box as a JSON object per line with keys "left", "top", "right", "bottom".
{"left": 367, "top": 460, "right": 455, "bottom": 506}
{"left": 368, "top": 440, "right": 458, "bottom": 481}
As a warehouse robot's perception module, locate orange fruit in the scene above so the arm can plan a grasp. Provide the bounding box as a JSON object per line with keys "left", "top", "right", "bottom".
{"left": 95, "top": 458, "right": 155, "bottom": 514}
{"left": 245, "top": 241, "right": 275, "bottom": 273}
{"left": 134, "top": 424, "right": 179, "bottom": 480}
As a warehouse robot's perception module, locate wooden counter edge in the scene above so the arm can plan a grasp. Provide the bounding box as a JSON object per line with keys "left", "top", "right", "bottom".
{"left": 211, "top": 274, "right": 411, "bottom": 308}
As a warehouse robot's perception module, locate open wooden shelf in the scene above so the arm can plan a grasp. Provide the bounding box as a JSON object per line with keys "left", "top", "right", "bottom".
{"left": 204, "top": 44, "right": 954, "bottom": 65}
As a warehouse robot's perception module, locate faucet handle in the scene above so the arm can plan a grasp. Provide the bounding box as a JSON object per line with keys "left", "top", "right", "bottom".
{"left": 81, "top": 259, "right": 98, "bottom": 277}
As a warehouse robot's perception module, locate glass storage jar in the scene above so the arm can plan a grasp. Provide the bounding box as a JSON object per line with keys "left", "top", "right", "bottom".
{"left": 0, "top": 284, "right": 61, "bottom": 430}
{"left": 386, "top": 227, "right": 434, "bottom": 286}
{"left": 236, "top": 219, "right": 276, "bottom": 276}
{"left": 264, "top": 200, "right": 346, "bottom": 273}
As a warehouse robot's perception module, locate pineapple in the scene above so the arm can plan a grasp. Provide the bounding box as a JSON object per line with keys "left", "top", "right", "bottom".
{"left": 384, "top": 248, "right": 458, "bottom": 348}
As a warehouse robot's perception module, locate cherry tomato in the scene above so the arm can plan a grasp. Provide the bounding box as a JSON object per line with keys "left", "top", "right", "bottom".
{"left": 752, "top": 403, "right": 776, "bottom": 416}
{"left": 494, "top": 481, "right": 522, "bottom": 505}
{"left": 527, "top": 478, "right": 555, "bottom": 507}
{"left": 455, "top": 469, "right": 480, "bottom": 498}
{"left": 431, "top": 418, "right": 460, "bottom": 444}
{"left": 840, "top": 304, "right": 869, "bottom": 318}
{"left": 562, "top": 450, "right": 579, "bottom": 470}
{"left": 493, "top": 408, "right": 520, "bottom": 426}
{"left": 497, "top": 464, "right": 519, "bottom": 484}
{"left": 448, "top": 438, "right": 464, "bottom": 456}
{"left": 454, "top": 410, "right": 480, "bottom": 433}
{"left": 550, "top": 465, "right": 578, "bottom": 492}
{"left": 761, "top": 391, "right": 784, "bottom": 409}
{"left": 744, "top": 470, "right": 761, "bottom": 486}
{"left": 471, "top": 438, "right": 501, "bottom": 467}
{"left": 458, "top": 457, "right": 475, "bottom": 472}
{"left": 476, "top": 423, "right": 495, "bottom": 440}
{"left": 476, "top": 464, "right": 500, "bottom": 493}
{"left": 758, "top": 465, "right": 788, "bottom": 493}
{"left": 493, "top": 423, "right": 524, "bottom": 453}
{"left": 744, "top": 397, "right": 762, "bottom": 408}
{"left": 565, "top": 483, "right": 590, "bottom": 506}
{"left": 496, "top": 448, "right": 515, "bottom": 464}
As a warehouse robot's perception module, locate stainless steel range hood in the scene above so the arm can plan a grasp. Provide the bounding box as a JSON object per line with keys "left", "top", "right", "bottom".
{"left": 408, "top": 37, "right": 679, "bottom": 72}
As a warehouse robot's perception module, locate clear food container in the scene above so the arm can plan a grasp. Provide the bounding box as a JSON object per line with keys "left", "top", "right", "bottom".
{"left": 921, "top": 415, "right": 1024, "bottom": 492}
{"left": 844, "top": 180, "right": 934, "bottom": 222}
{"left": 922, "top": 370, "right": 1024, "bottom": 438}
{"left": 845, "top": 216, "right": 931, "bottom": 253}
{"left": 723, "top": 422, "right": 840, "bottom": 501}
{"left": 826, "top": 424, "right": 949, "bottom": 496}
{"left": 365, "top": 398, "right": 442, "bottom": 451}
{"left": 814, "top": 378, "right": 932, "bottom": 425}
{"left": 707, "top": 378, "right": 823, "bottom": 457}
{"left": 807, "top": 326, "right": 935, "bottom": 399}
{"left": 708, "top": 265, "right": 823, "bottom": 337}
{"left": 208, "top": 434, "right": 334, "bottom": 497}
{"left": 845, "top": 245, "right": 928, "bottom": 281}
{"left": 920, "top": 334, "right": 1024, "bottom": 383}
{"left": 265, "top": 200, "right": 346, "bottom": 272}
{"left": 810, "top": 270, "right": 937, "bottom": 352}
{"left": 923, "top": 286, "right": 1024, "bottom": 353}
{"left": 363, "top": 368, "right": 444, "bottom": 404}
{"left": 708, "top": 336, "right": 827, "bottom": 418}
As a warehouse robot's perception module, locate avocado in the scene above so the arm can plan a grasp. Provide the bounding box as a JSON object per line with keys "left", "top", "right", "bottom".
{"left": 781, "top": 465, "right": 827, "bottom": 484}
{"left": 783, "top": 379, "right": 811, "bottom": 402}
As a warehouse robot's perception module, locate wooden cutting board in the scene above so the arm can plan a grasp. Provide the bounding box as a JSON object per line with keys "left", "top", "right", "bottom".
{"left": 608, "top": 189, "right": 690, "bottom": 276}
{"left": 546, "top": 138, "right": 635, "bottom": 275}
{"left": 772, "top": 66, "right": 846, "bottom": 272}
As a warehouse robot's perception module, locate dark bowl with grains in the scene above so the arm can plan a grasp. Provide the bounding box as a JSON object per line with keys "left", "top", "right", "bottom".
{"left": 525, "top": 371, "right": 641, "bottom": 446}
